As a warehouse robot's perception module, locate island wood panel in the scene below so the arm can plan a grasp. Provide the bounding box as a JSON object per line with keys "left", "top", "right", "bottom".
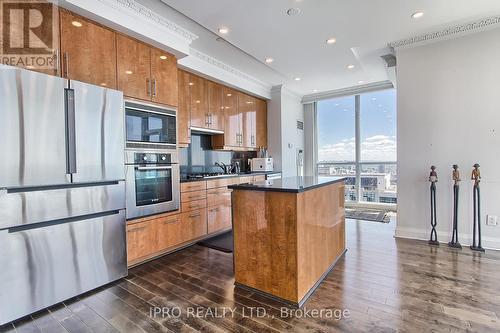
{"left": 296, "top": 182, "right": 346, "bottom": 300}
{"left": 177, "top": 69, "right": 191, "bottom": 146}
{"left": 150, "top": 48, "right": 177, "bottom": 107}
{"left": 116, "top": 34, "right": 151, "bottom": 101}
{"left": 232, "top": 190, "right": 298, "bottom": 303}
{"left": 60, "top": 10, "right": 116, "bottom": 88}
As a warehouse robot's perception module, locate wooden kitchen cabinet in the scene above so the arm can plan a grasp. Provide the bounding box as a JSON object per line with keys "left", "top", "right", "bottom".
{"left": 156, "top": 214, "right": 183, "bottom": 251}
{"left": 127, "top": 220, "right": 156, "bottom": 263}
{"left": 181, "top": 208, "right": 208, "bottom": 242}
{"left": 241, "top": 93, "right": 257, "bottom": 149}
{"left": 60, "top": 10, "right": 116, "bottom": 88}
{"left": 116, "top": 34, "right": 151, "bottom": 101}
{"left": 189, "top": 74, "right": 208, "bottom": 128}
{"left": 117, "top": 34, "right": 177, "bottom": 106}
{"left": 212, "top": 87, "right": 241, "bottom": 149}
{"left": 208, "top": 202, "right": 232, "bottom": 234}
{"left": 208, "top": 81, "right": 224, "bottom": 131}
{"left": 177, "top": 69, "right": 191, "bottom": 146}
{"left": 151, "top": 48, "right": 178, "bottom": 106}
{"left": 255, "top": 98, "right": 268, "bottom": 148}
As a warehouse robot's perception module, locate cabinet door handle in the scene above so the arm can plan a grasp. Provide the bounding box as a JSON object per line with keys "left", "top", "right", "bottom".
{"left": 210, "top": 208, "right": 220, "bottom": 213}
{"left": 152, "top": 79, "right": 157, "bottom": 97}
{"left": 163, "top": 218, "right": 178, "bottom": 225}
{"left": 188, "top": 213, "right": 201, "bottom": 218}
{"left": 146, "top": 78, "right": 151, "bottom": 96}
{"left": 128, "top": 226, "right": 146, "bottom": 233}
{"left": 63, "top": 52, "right": 69, "bottom": 78}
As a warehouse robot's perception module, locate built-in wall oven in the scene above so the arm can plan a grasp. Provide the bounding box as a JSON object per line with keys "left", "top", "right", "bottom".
{"left": 125, "top": 100, "right": 177, "bottom": 150}
{"left": 125, "top": 150, "right": 180, "bottom": 219}
{"left": 124, "top": 100, "right": 180, "bottom": 220}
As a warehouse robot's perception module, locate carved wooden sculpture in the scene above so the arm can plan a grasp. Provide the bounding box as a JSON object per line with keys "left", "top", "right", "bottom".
{"left": 428, "top": 166, "right": 439, "bottom": 246}
{"left": 448, "top": 165, "right": 462, "bottom": 249}
{"left": 470, "top": 164, "right": 485, "bottom": 252}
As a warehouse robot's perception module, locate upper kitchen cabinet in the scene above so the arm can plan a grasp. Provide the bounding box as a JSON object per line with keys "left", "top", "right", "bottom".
{"left": 116, "top": 34, "right": 151, "bottom": 101}
{"left": 189, "top": 74, "right": 208, "bottom": 129}
{"left": 60, "top": 10, "right": 116, "bottom": 88}
{"left": 177, "top": 69, "right": 191, "bottom": 147}
{"left": 255, "top": 98, "right": 268, "bottom": 148}
{"left": 241, "top": 93, "right": 256, "bottom": 149}
{"left": 117, "top": 34, "right": 178, "bottom": 107}
{"left": 207, "top": 81, "right": 224, "bottom": 131}
{"left": 212, "top": 87, "right": 242, "bottom": 149}
{"left": 150, "top": 48, "right": 178, "bottom": 106}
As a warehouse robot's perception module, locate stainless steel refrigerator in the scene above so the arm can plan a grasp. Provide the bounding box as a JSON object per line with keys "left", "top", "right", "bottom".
{"left": 0, "top": 65, "right": 128, "bottom": 325}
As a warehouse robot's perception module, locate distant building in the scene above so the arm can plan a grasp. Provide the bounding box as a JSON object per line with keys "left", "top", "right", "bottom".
{"left": 318, "top": 163, "right": 397, "bottom": 203}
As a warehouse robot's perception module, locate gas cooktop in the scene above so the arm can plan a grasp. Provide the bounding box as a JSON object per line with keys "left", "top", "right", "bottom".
{"left": 186, "top": 172, "right": 226, "bottom": 179}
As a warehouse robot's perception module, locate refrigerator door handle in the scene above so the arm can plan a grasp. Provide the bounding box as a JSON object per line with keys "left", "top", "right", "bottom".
{"left": 64, "top": 88, "right": 77, "bottom": 175}
{"left": 6, "top": 210, "right": 121, "bottom": 234}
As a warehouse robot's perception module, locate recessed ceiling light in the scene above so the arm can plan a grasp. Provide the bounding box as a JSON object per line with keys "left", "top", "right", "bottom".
{"left": 294, "top": 77, "right": 301, "bottom": 81}
{"left": 71, "top": 21, "right": 82, "bottom": 27}
{"left": 411, "top": 11, "right": 424, "bottom": 19}
{"left": 218, "top": 27, "right": 229, "bottom": 34}
{"left": 195, "top": 100, "right": 201, "bottom": 104}
{"left": 371, "top": 97, "right": 377, "bottom": 101}
{"left": 347, "top": 64, "right": 355, "bottom": 70}
{"left": 226, "top": 93, "right": 232, "bottom": 97}
{"left": 313, "top": 89, "right": 318, "bottom": 93}
{"left": 287, "top": 8, "right": 301, "bottom": 16}
{"left": 188, "top": 82, "right": 194, "bottom": 86}
{"left": 100, "top": 83, "right": 107, "bottom": 86}
{"left": 326, "top": 37, "right": 337, "bottom": 45}
{"left": 159, "top": 55, "right": 167, "bottom": 60}
{"left": 265, "top": 57, "right": 274, "bottom": 64}
{"left": 358, "top": 80, "right": 365, "bottom": 84}
{"left": 125, "top": 70, "right": 133, "bottom": 75}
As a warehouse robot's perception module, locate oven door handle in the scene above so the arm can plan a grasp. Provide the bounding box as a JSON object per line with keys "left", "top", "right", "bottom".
{"left": 135, "top": 166, "right": 173, "bottom": 171}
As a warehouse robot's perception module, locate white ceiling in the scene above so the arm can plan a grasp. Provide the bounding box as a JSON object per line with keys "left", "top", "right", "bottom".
{"left": 158, "top": 0, "right": 500, "bottom": 96}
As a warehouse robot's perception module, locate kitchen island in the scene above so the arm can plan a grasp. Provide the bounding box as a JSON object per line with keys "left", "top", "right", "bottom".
{"left": 228, "top": 176, "right": 346, "bottom": 307}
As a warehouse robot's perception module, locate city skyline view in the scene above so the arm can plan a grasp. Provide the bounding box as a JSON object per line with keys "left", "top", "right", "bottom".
{"left": 317, "top": 89, "right": 397, "bottom": 162}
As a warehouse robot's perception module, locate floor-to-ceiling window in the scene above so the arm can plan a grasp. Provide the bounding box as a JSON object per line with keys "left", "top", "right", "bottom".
{"left": 316, "top": 89, "right": 397, "bottom": 204}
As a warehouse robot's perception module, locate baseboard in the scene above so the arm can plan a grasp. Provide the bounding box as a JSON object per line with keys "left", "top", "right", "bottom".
{"left": 394, "top": 226, "right": 500, "bottom": 250}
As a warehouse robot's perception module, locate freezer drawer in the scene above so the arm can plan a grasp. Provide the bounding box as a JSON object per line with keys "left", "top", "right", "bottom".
{"left": 0, "top": 181, "right": 126, "bottom": 230}
{"left": 0, "top": 210, "right": 127, "bottom": 326}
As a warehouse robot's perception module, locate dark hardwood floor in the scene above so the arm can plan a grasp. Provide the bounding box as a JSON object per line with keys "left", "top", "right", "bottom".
{"left": 2, "top": 218, "right": 500, "bottom": 333}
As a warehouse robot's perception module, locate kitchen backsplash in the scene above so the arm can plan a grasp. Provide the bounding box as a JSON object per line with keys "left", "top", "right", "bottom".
{"left": 179, "top": 134, "right": 257, "bottom": 176}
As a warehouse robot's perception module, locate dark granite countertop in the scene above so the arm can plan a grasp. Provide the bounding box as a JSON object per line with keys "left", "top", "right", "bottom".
{"left": 180, "top": 171, "right": 282, "bottom": 183}
{"left": 227, "top": 176, "right": 346, "bottom": 193}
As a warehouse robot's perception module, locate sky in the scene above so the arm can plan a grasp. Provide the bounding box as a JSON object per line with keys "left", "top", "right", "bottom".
{"left": 317, "top": 89, "right": 397, "bottom": 162}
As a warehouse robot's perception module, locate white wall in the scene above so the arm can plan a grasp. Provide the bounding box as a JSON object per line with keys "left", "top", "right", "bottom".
{"left": 267, "top": 85, "right": 305, "bottom": 177}
{"left": 396, "top": 28, "right": 500, "bottom": 249}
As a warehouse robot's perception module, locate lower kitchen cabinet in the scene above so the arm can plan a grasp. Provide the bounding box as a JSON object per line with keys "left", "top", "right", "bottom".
{"left": 126, "top": 220, "right": 156, "bottom": 263}
{"left": 208, "top": 202, "right": 232, "bottom": 234}
{"left": 181, "top": 208, "right": 208, "bottom": 241}
{"left": 156, "top": 214, "right": 183, "bottom": 251}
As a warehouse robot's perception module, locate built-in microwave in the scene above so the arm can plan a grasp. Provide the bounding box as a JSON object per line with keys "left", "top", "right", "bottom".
{"left": 125, "top": 100, "right": 177, "bottom": 150}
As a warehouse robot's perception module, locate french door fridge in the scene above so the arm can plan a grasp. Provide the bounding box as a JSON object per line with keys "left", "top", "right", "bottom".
{"left": 0, "top": 65, "right": 127, "bottom": 325}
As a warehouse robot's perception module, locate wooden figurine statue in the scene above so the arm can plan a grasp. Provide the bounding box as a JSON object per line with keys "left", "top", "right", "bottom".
{"left": 449, "top": 165, "right": 461, "bottom": 249}
{"left": 470, "top": 164, "right": 485, "bottom": 252}
{"left": 428, "top": 166, "right": 439, "bottom": 246}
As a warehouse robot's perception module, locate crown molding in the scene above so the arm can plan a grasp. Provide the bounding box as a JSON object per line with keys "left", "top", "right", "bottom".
{"left": 97, "top": 0, "right": 198, "bottom": 42}
{"left": 390, "top": 15, "right": 500, "bottom": 49}
{"left": 188, "top": 48, "right": 270, "bottom": 90}
{"left": 301, "top": 80, "right": 394, "bottom": 104}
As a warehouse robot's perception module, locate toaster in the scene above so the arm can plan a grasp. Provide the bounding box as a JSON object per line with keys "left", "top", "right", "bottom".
{"left": 250, "top": 158, "right": 274, "bottom": 172}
